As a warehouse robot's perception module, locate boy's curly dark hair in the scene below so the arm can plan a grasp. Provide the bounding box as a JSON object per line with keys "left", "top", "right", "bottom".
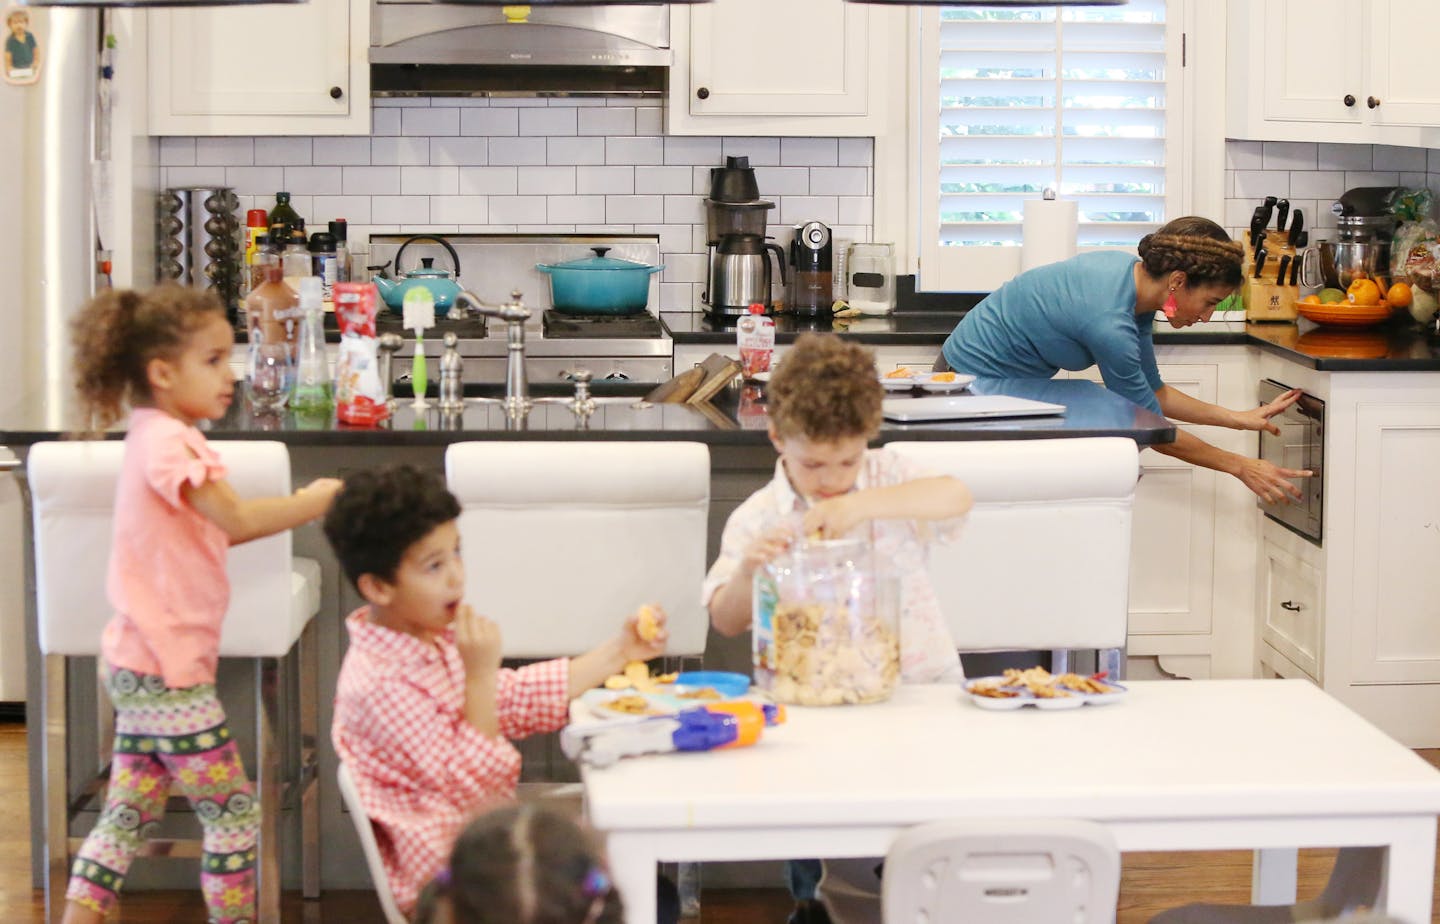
{"left": 323, "top": 464, "right": 461, "bottom": 588}
{"left": 766, "top": 333, "right": 883, "bottom": 441}
{"left": 1136, "top": 216, "right": 1245, "bottom": 289}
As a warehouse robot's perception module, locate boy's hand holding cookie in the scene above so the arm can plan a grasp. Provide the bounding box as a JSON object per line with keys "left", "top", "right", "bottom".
{"left": 802, "top": 493, "right": 871, "bottom": 540}
{"left": 621, "top": 603, "right": 669, "bottom": 662}
{"left": 454, "top": 605, "right": 503, "bottom": 678}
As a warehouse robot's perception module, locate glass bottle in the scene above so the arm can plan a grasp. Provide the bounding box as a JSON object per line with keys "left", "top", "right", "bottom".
{"left": 283, "top": 228, "right": 313, "bottom": 294}
{"left": 329, "top": 219, "right": 351, "bottom": 285}
{"left": 268, "top": 192, "right": 301, "bottom": 246}
{"left": 244, "top": 263, "right": 299, "bottom": 412}
{"left": 753, "top": 536, "right": 900, "bottom": 706}
{"left": 291, "top": 276, "right": 332, "bottom": 414}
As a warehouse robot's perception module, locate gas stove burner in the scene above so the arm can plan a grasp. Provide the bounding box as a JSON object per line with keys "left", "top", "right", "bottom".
{"left": 542, "top": 310, "right": 663, "bottom": 340}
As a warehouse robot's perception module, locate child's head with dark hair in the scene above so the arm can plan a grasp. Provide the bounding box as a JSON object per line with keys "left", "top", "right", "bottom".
{"left": 413, "top": 804, "right": 623, "bottom": 924}
{"left": 71, "top": 284, "right": 231, "bottom": 433}
{"left": 325, "top": 460, "right": 460, "bottom": 604}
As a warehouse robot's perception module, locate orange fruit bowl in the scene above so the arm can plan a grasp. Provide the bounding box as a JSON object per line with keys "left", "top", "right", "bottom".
{"left": 1295, "top": 298, "right": 1393, "bottom": 328}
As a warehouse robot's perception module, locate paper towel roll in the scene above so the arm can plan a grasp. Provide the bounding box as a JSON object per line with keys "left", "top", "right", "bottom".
{"left": 1020, "top": 197, "right": 1078, "bottom": 272}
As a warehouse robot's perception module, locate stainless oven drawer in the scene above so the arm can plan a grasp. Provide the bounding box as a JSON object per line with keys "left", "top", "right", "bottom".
{"left": 1257, "top": 379, "right": 1324, "bottom": 544}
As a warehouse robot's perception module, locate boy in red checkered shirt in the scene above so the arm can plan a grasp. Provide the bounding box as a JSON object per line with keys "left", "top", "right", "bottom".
{"left": 324, "top": 465, "right": 668, "bottom": 915}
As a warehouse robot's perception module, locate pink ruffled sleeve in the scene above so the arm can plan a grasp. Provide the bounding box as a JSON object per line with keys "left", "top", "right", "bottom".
{"left": 141, "top": 423, "right": 228, "bottom": 509}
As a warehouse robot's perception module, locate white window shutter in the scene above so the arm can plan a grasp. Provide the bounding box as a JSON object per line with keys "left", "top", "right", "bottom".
{"left": 917, "top": 1, "right": 1183, "bottom": 292}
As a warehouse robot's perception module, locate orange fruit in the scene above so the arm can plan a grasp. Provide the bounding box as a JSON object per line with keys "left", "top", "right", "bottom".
{"left": 1387, "top": 281, "right": 1413, "bottom": 309}
{"left": 1347, "top": 278, "right": 1382, "bottom": 307}
{"left": 1301, "top": 294, "right": 1321, "bottom": 304}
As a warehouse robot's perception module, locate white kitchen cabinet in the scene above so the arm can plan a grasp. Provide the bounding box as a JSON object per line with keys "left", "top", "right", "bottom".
{"left": 148, "top": 0, "right": 370, "bottom": 136}
{"left": 1226, "top": 0, "right": 1440, "bottom": 146}
{"left": 1258, "top": 523, "right": 1323, "bottom": 682}
{"left": 665, "top": 0, "right": 894, "bottom": 137}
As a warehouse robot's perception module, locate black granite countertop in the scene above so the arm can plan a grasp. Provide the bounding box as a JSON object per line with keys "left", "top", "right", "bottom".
{"left": 662, "top": 311, "right": 1440, "bottom": 371}
{"left": 0, "top": 378, "right": 1175, "bottom": 447}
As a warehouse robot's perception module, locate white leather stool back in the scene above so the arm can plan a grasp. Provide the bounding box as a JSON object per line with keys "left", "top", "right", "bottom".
{"left": 29, "top": 439, "right": 309, "bottom": 658}
{"left": 446, "top": 442, "right": 711, "bottom": 658}
{"left": 887, "top": 438, "right": 1138, "bottom": 651}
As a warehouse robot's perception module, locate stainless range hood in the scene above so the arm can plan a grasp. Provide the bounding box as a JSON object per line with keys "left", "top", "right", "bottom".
{"left": 370, "top": 2, "right": 673, "bottom": 96}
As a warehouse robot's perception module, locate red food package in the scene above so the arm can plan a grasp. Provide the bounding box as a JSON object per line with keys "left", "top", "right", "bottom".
{"left": 333, "top": 283, "right": 391, "bottom": 426}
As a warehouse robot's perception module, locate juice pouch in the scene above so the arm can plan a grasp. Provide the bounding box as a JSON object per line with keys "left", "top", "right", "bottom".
{"left": 333, "top": 282, "right": 391, "bottom": 426}
{"left": 736, "top": 303, "right": 774, "bottom": 378}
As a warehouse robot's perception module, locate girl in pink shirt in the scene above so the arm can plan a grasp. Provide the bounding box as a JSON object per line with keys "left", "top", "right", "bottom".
{"left": 63, "top": 285, "right": 342, "bottom": 924}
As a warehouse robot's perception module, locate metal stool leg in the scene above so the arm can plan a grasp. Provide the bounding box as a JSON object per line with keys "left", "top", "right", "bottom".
{"left": 257, "top": 657, "right": 282, "bottom": 924}
{"left": 1099, "top": 647, "right": 1124, "bottom": 680}
{"left": 299, "top": 620, "right": 321, "bottom": 900}
{"left": 44, "top": 653, "right": 69, "bottom": 924}
{"left": 1050, "top": 649, "right": 1071, "bottom": 675}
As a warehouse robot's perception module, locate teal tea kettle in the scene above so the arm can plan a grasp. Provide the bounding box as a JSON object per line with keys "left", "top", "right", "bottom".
{"left": 371, "top": 235, "right": 463, "bottom": 313}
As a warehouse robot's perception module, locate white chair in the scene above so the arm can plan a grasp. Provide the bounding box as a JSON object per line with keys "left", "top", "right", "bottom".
{"left": 29, "top": 439, "right": 322, "bottom": 924}
{"left": 1148, "top": 847, "right": 1386, "bottom": 923}
{"left": 336, "top": 761, "right": 408, "bottom": 924}
{"left": 886, "top": 438, "right": 1139, "bottom": 676}
{"left": 882, "top": 819, "right": 1121, "bottom": 924}
{"left": 444, "top": 441, "right": 712, "bottom": 658}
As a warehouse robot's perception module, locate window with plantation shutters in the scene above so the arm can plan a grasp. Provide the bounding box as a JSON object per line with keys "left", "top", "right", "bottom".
{"left": 916, "top": 1, "right": 1185, "bottom": 292}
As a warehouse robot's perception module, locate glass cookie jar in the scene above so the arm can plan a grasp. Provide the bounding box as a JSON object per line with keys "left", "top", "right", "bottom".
{"left": 752, "top": 537, "right": 900, "bottom": 706}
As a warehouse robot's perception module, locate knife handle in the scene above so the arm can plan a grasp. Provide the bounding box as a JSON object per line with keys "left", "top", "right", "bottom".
{"left": 1276, "top": 199, "right": 1290, "bottom": 233}
{"left": 1276, "top": 254, "right": 1292, "bottom": 284}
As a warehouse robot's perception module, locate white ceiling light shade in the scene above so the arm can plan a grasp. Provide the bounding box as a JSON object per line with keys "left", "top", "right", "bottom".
{"left": 848, "top": 1, "right": 1125, "bottom": 5}
{"left": 20, "top": 0, "right": 303, "bottom": 6}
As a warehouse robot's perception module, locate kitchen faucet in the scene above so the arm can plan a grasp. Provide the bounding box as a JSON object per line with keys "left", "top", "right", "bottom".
{"left": 454, "top": 289, "right": 530, "bottom": 417}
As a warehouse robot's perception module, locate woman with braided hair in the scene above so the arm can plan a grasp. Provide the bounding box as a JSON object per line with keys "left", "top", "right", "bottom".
{"left": 940, "top": 216, "right": 1310, "bottom": 503}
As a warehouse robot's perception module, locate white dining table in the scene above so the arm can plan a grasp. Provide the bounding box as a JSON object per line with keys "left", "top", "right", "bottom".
{"left": 580, "top": 680, "right": 1440, "bottom": 924}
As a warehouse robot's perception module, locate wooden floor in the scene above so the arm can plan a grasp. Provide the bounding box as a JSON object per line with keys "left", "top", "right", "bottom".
{"left": 2, "top": 720, "right": 1437, "bottom": 923}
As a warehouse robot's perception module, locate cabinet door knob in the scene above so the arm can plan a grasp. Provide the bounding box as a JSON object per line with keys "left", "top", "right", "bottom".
{"left": 1280, "top": 600, "right": 1303, "bottom": 612}
{"left": 696, "top": 87, "right": 710, "bottom": 100}
{"left": 1343, "top": 94, "right": 1356, "bottom": 107}
{"left": 1367, "top": 95, "right": 1381, "bottom": 109}
{"left": 330, "top": 86, "right": 344, "bottom": 100}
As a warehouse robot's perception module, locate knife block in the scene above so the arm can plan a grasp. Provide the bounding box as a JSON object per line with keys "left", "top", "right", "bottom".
{"left": 1242, "top": 243, "right": 1299, "bottom": 321}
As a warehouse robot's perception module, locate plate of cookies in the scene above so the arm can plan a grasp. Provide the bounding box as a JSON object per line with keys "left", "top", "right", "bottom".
{"left": 878, "top": 368, "right": 976, "bottom": 393}
{"left": 579, "top": 666, "right": 757, "bottom": 721}
{"left": 962, "top": 667, "right": 1127, "bottom": 711}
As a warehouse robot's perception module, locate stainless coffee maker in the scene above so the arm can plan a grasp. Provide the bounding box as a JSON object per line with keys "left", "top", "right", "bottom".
{"left": 703, "top": 156, "right": 778, "bottom": 315}
{"left": 710, "top": 233, "right": 787, "bottom": 315}
{"left": 1300, "top": 186, "right": 1399, "bottom": 293}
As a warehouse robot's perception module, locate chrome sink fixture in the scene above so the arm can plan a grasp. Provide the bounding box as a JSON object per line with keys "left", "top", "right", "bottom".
{"left": 454, "top": 289, "right": 531, "bottom": 418}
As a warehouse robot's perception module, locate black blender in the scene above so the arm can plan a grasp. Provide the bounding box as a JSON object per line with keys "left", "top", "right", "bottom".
{"left": 787, "top": 220, "right": 834, "bottom": 316}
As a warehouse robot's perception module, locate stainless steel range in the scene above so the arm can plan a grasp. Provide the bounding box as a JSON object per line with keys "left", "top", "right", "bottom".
{"left": 366, "top": 233, "right": 673, "bottom": 386}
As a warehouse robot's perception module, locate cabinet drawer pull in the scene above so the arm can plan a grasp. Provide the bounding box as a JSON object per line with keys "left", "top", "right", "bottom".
{"left": 1343, "top": 94, "right": 1356, "bottom": 107}
{"left": 1367, "top": 95, "right": 1381, "bottom": 109}
{"left": 330, "top": 86, "right": 344, "bottom": 100}
{"left": 696, "top": 87, "right": 710, "bottom": 100}
{"left": 1280, "top": 600, "right": 1303, "bottom": 612}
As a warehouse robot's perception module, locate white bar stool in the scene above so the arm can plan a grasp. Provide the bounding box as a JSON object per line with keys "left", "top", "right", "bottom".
{"left": 29, "top": 439, "right": 322, "bottom": 924}
{"left": 444, "top": 441, "right": 712, "bottom": 659}
{"left": 887, "top": 438, "right": 1139, "bottom": 675}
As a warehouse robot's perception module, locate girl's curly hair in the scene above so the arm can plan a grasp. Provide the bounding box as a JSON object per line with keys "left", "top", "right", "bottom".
{"left": 71, "top": 284, "right": 227, "bottom": 433}
{"left": 766, "top": 333, "right": 882, "bottom": 442}
{"left": 1136, "top": 216, "right": 1245, "bottom": 289}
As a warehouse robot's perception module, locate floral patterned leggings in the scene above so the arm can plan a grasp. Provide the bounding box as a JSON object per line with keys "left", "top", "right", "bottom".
{"left": 66, "top": 664, "right": 260, "bottom": 924}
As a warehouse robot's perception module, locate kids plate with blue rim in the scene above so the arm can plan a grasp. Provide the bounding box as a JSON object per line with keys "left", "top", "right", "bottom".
{"left": 961, "top": 676, "right": 1128, "bottom": 711}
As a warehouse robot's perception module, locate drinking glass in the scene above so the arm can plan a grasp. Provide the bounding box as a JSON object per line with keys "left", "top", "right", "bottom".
{"left": 248, "top": 342, "right": 292, "bottom": 413}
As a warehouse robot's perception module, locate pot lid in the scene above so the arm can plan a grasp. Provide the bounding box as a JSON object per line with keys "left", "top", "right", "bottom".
{"left": 540, "top": 246, "right": 659, "bottom": 272}
{"left": 408, "top": 257, "right": 454, "bottom": 278}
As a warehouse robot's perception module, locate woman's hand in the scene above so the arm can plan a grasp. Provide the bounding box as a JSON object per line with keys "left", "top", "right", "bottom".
{"left": 802, "top": 494, "right": 870, "bottom": 540}
{"left": 1236, "top": 457, "right": 1311, "bottom": 505}
{"left": 619, "top": 605, "right": 669, "bottom": 663}
{"left": 454, "top": 605, "right": 503, "bottom": 678}
{"left": 1233, "top": 388, "right": 1302, "bottom": 435}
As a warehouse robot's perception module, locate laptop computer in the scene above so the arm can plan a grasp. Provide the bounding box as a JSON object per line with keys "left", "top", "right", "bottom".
{"left": 882, "top": 394, "right": 1067, "bottom": 422}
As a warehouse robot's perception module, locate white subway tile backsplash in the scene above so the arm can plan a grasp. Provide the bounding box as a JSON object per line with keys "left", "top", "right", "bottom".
{"left": 491, "top": 98, "right": 551, "bottom": 108}
{"left": 372, "top": 109, "right": 402, "bottom": 137}
{"left": 546, "top": 137, "right": 606, "bottom": 166}
{"left": 558, "top": 98, "right": 610, "bottom": 108}
{"left": 1400, "top": 171, "right": 1429, "bottom": 189}
{"left": 780, "top": 196, "right": 839, "bottom": 225}
{"left": 838, "top": 138, "right": 873, "bottom": 168}
{"left": 810, "top": 167, "right": 868, "bottom": 196}
{"left": 489, "top": 137, "right": 548, "bottom": 166}
{"left": 1343, "top": 170, "right": 1400, "bottom": 189}
{"left": 374, "top": 98, "right": 419, "bottom": 108}
{"left": 1374, "top": 145, "right": 1427, "bottom": 172}
{"left": 462, "top": 108, "right": 519, "bottom": 137}
{"left": 450, "top": 98, "right": 492, "bottom": 108}
{"left": 198, "top": 138, "right": 254, "bottom": 167}
{"left": 660, "top": 282, "right": 694, "bottom": 310}
{"left": 782, "top": 138, "right": 838, "bottom": 167}
{"left": 634, "top": 224, "right": 693, "bottom": 255}
{"left": 837, "top": 196, "right": 872, "bottom": 226}
{"left": 313, "top": 137, "right": 371, "bottom": 166}
{"left": 664, "top": 137, "right": 722, "bottom": 166}
{"left": 459, "top": 167, "right": 519, "bottom": 196}
{"left": 635, "top": 166, "right": 693, "bottom": 195}
{"left": 519, "top": 166, "right": 577, "bottom": 196}
{"left": 607, "top": 137, "right": 664, "bottom": 166}
{"left": 635, "top": 107, "right": 664, "bottom": 136}
{"left": 1430, "top": 149, "right": 1440, "bottom": 173}
{"left": 430, "top": 138, "right": 489, "bottom": 167}
{"left": 160, "top": 137, "right": 196, "bottom": 167}
{"left": 312, "top": 196, "right": 372, "bottom": 225}
{"left": 225, "top": 166, "right": 285, "bottom": 197}
{"left": 1261, "top": 142, "right": 1317, "bottom": 171}
{"left": 284, "top": 166, "right": 343, "bottom": 196}
{"left": 724, "top": 137, "right": 779, "bottom": 166}
{"left": 518, "top": 224, "right": 572, "bottom": 233}
{"left": 1288, "top": 170, "right": 1345, "bottom": 200}
{"left": 402, "top": 166, "right": 460, "bottom": 196}
{"left": 579, "top": 107, "right": 636, "bottom": 137}
{"left": 489, "top": 196, "right": 548, "bottom": 224}
{"left": 1223, "top": 197, "right": 1257, "bottom": 230}
{"left": 519, "top": 107, "right": 579, "bottom": 136}
{"left": 547, "top": 195, "right": 606, "bottom": 224}
{"left": 754, "top": 166, "right": 809, "bottom": 196}
{"left": 663, "top": 194, "right": 705, "bottom": 224}
{"left": 1317, "top": 143, "right": 1371, "bottom": 171}
{"left": 372, "top": 137, "right": 430, "bottom": 166}
{"left": 285, "top": 196, "right": 315, "bottom": 223}
{"left": 403, "top": 108, "right": 460, "bottom": 137}
{"left": 575, "top": 224, "right": 637, "bottom": 234}
{"left": 430, "top": 196, "right": 489, "bottom": 225}
{"left": 1225, "top": 141, "right": 1262, "bottom": 171}
{"left": 691, "top": 167, "right": 710, "bottom": 195}
{"left": 164, "top": 166, "right": 227, "bottom": 187}
{"left": 343, "top": 166, "right": 403, "bottom": 196}
{"left": 373, "top": 196, "right": 431, "bottom": 224}
{"left": 664, "top": 253, "right": 707, "bottom": 285}
{"left": 606, "top": 195, "right": 664, "bottom": 223}
{"left": 1233, "top": 170, "right": 1288, "bottom": 199}
{"left": 578, "top": 166, "right": 635, "bottom": 195}
{"left": 256, "top": 137, "right": 312, "bottom": 166}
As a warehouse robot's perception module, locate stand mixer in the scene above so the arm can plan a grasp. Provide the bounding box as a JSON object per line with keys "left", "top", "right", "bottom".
{"left": 1299, "top": 186, "right": 1399, "bottom": 294}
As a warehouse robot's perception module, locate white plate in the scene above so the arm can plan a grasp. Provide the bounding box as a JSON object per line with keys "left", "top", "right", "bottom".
{"left": 917, "top": 373, "right": 976, "bottom": 394}
{"left": 961, "top": 676, "right": 1126, "bottom": 710}
{"left": 879, "top": 371, "right": 923, "bottom": 391}
{"left": 577, "top": 685, "right": 764, "bottom": 722}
